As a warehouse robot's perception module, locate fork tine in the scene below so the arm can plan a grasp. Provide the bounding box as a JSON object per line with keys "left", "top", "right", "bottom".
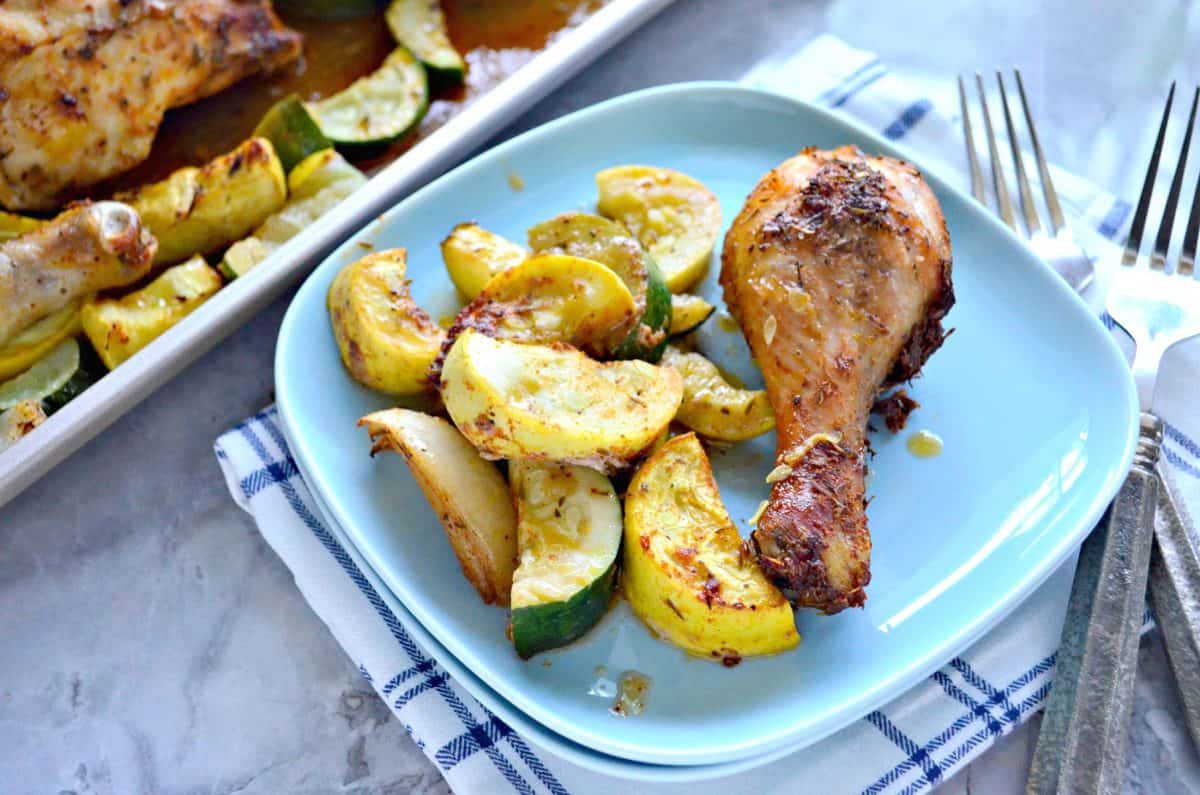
{"left": 1014, "top": 70, "right": 1065, "bottom": 235}
{"left": 959, "top": 76, "right": 986, "bottom": 204}
{"left": 1180, "top": 90, "right": 1200, "bottom": 277}
{"left": 1124, "top": 82, "right": 1176, "bottom": 265}
{"left": 997, "top": 71, "right": 1041, "bottom": 235}
{"left": 1150, "top": 86, "right": 1199, "bottom": 270}
{"left": 975, "top": 72, "right": 1017, "bottom": 231}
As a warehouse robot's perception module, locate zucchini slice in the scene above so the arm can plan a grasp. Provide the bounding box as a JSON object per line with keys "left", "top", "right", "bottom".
{"left": 254, "top": 95, "right": 333, "bottom": 173}
{"left": 441, "top": 223, "right": 526, "bottom": 300}
{"left": 0, "top": 338, "right": 79, "bottom": 411}
{"left": 328, "top": 248, "right": 444, "bottom": 395}
{"left": 596, "top": 165, "right": 722, "bottom": 293}
{"left": 527, "top": 212, "right": 671, "bottom": 362}
{"left": 437, "top": 253, "right": 636, "bottom": 370}
{"left": 361, "top": 408, "right": 517, "bottom": 605}
{"left": 510, "top": 460, "right": 621, "bottom": 658}
{"left": 623, "top": 433, "right": 798, "bottom": 660}
{"left": 385, "top": 0, "right": 466, "bottom": 81}
{"left": 0, "top": 302, "right": 82, "bottom": 381}
{"left": 440, "top": 330, "right": 682, "bottom": 473}
{"left": 661, "top": 346, "right": 775, "bottom": 442}
{"left": 669, "top": 294, "right": 716, "bottom": 336}
{"left": 307, "top": 47, "right": 429, "bottom": 151}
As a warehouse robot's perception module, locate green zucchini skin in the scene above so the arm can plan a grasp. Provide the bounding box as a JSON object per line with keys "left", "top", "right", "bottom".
{"left": 254, "top": 95, "right": 333, "bottom": 173}
{"left": 512, "top": 560, "right": 618, "bottom": 659}
{"left": 527, "top": 212, "right": 671, "bottom": 362}
{"left": 385, "top": 0, "right": 466, "bottom": 82}
{"left": 615, "top": 251, "right": 671, "bottom": 363}
{"left": 307, "top": 47, "right": 429, "bottom": 154}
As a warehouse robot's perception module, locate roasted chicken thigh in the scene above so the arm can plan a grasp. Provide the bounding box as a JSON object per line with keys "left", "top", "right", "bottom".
{"left": 0, "top": 0, "right": 302, "bottom": 210}
{"left": 720, "top": 146, "right": 953, "bottom": 613}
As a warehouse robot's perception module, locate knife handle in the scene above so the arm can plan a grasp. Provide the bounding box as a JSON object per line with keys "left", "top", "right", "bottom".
{"left": 1026, "top": 412, "right": 1162, "bottom": 795}
{"left": 1149, "top": 467, "right": 1200, "bottom": 750}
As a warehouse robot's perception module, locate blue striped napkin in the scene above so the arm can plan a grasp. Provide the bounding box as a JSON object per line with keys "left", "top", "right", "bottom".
{"left": 214, "top": 34, "right": 1199, "bottom": 795}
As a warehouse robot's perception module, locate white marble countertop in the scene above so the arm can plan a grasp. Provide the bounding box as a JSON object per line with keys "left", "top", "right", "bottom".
{"left": 3, "top": 1, "right": 1200, "bottom": 793}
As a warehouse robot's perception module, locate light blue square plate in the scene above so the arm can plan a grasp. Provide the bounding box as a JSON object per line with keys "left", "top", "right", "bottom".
{"left": 275, "top": 82, "right": 1138, "bottom": 766}
{"left": 298, "top": 454, "right": 810, "bottom": 781}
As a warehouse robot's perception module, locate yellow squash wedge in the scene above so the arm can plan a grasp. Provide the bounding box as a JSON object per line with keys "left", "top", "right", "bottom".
{"left": 328, "top": 248, "right": 445, "bottom": 395}
{"left": 440, "top": 223, "right": 527, "bottom": 300}
{"left": 440, "top": 253, "right": 637, "bottom": 362}
{"left": 661, "top": 346, "right": 775, "bottom": 442}
{"left": 440, "top": 330, "right": 682, "bottom": 473}
{"left": 0, "top": 302, "right": 83, "bottom": 381}
{"left": 81, "top": 256, "right": 222, "bottom": 369}
{"left": 623, "top": 432, "right": 798, "bottom": 661}
{"left": 669, "top": 293, "right": 716, "bottom": 336}
{"left": 596, "top": 165, "right": 721, "bottom": 293}
{"left": 361, "top": 408, "right": 517, "bottom": 605}
{"left": 121, "top": 137, "right": 287, "bottom": 266}
{"left": 221, "top": 149, "right": 366, "bottom": 279}
{"left": 0, "top": 210, "right": 43, "bottom": 242}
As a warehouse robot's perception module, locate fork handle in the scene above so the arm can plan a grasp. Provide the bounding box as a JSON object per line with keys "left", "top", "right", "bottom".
{"left": 1149, "top": 468, "right": 1200, "bottom": 750}
{"left": 1026, "top": 412, "right": 1162, "bottom": 795}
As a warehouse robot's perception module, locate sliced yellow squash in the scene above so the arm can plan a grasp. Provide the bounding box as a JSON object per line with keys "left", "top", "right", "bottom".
{"left": 669, "top": 293, "right": 716, "bottom": 336}
{"left": 441, "top": 253, "right": 636, "bottom": 362}
{"left": 81, "top": 256, "right": 222, "bottom": 369}
{"left": 328, "top": 248, "right": 444, "bottom": 395}
{"left": 0, "top": 302, "right": 83, "bottom": 381}
{"left": 623, "top": 432, "right": 798, "bottom": 660}
{"left": 528, "top": 212, "right": 671, "bottom": 361}
{"left": 0, "top": 210, "right": 43, "bottom": 242}
{"left": 121, "top": 138, "right": 287, "bottom": 266}
{"left": 596, "top": 165, "right": 721, "bottom": 293}
{"left": 361, "top": 408, "right": 517, "bottom": 605}
{"left": 221, "top": 150, "right": 366, "bottom": 278}
{"left": 661, "top": 346, "right": 774, "bottom": 442}
{"left": 440, "top": 330, "right": 682, "bottom": 473}
{"left": 440, "top": 223, "right": 526, "bottom": 300}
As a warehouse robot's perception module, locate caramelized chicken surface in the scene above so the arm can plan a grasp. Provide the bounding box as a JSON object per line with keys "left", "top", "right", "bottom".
{"left": 0, "top": 0, "right": 301, "bottom": 210}
{"left": 0, "top": 202, "right": 156, "bottom": 344}
{"left": 721, "top": 146, "right": 953, "bottom": 613}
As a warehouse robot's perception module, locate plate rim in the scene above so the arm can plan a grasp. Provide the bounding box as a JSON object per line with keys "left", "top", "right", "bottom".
{"left": 276, "top": 79, "right": 1139, "bottom": 765}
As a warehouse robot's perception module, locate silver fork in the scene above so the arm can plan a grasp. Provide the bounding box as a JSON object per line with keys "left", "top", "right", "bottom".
{"left": 1026, "top": 84, "right": 1200, "bottom": 794}
{"left": 959, "top": 71, "right": 1094, "bottom": 291}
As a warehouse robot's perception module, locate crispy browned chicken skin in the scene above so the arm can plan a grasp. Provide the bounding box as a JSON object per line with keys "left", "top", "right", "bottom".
{"left": 721, "top": 146, "right": 953, "bottom": 613}
{"left": 0, "top": 0, "right": 302, "bottom": 210}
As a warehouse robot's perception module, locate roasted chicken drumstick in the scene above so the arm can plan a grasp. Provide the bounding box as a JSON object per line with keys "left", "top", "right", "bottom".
{"left": 721, "top": 146, "right": 953, "bottom": 613}
{"left": 0, "top": 201, "right": 156, "bottom": 344}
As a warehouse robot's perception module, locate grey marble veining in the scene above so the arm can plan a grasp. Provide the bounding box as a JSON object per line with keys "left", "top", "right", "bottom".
{"left": 2, "top": 0, "right": 1200, "bottom": 793}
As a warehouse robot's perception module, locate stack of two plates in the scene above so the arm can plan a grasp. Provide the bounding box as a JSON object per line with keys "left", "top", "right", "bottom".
{"left": 274, "top": 84, "right": 1138, "bottom": 780}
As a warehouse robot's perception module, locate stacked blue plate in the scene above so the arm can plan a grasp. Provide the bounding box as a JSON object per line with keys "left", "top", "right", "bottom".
{"left": 275, "top": 84, "right": 1136, "bottom": 778}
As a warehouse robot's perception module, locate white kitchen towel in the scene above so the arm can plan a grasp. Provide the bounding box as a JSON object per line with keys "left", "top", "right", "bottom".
{"left": 214, "top": 34, "right": 1199, "bottom": 795}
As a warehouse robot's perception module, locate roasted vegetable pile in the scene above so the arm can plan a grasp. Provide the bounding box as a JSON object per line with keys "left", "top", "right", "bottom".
{"left": 341, "top": 164, "right": 800, "bottom": 663}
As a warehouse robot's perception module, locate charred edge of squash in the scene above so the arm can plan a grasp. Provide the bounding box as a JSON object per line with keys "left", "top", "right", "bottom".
{"left": 750, "top": 439, "right": 870, "bottom": 614}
